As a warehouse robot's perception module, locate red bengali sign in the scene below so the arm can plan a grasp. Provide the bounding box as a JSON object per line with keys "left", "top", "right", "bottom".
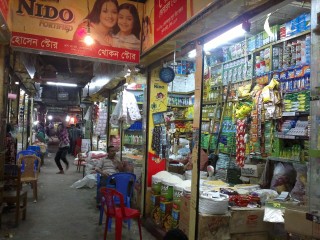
{"left": 11, "top": 32, "right": 139, "bottom": 64}
{"left": 154, "top": 0, "right": 187, "bottom": 43}
{"left": 0, "top": 0, "right": 8, "bottom": 21}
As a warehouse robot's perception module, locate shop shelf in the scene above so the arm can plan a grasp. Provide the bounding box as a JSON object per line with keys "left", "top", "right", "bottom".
{"left": 275, "top": 133, "right": 309, "bottom": 140}
{"left": 282, "top": 111, "right": 309, "bottom": 117}
{"left": 167, "top": 105, "right": 191, "bottom": 108}
{"left": 248, "top": 155, "right": 267, "bottom": 160}
{"left": 168, "top": 91, "right": 194, "bottom": 95}
{"left": 202, "top": 101, "right": 217, "bottom": 105}
{"left": 176, "top": 118, "right": 193, "bottom": 121}
{"left": 268, "top": 157, "right": 305, "bottom": 164}
{"left": 275, "top": 30, "right": 311, "bottom": 45}
{"left": 123, "top": 143, "right": 143, "bottom": 146}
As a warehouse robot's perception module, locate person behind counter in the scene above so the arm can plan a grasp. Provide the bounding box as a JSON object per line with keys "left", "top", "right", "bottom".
{"left": 184, "top": 148, "right": 209, "bottom": 171}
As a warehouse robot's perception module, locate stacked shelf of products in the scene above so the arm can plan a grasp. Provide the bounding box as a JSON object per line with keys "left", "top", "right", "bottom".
{"left": 201, "top": 12, "right": 311, "bottom": 184}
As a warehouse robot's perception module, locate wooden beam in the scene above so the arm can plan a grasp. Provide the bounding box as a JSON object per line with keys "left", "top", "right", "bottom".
{"left": 189, "top": 40, "right": 204, "bottom": 239}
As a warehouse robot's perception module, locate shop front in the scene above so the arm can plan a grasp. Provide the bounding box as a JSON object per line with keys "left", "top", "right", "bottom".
{"left": 141, "top": 0, "right": 320, "bottom": 239}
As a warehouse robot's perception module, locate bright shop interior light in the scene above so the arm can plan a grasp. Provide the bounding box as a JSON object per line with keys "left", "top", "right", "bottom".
{"left": 203, "top": 24, "right": 246, "bottom": 51}
{"left": 188, "top": 49, "right": 196, "bottom": 58}
{"left": 66, "top": 115, "right": 70, "bottom": 122}
{"left": 47, "top": 115, "right": 53, "bottom": 120}
{"left": 187, "top": 24, "right": 246, "bottom": 58}
{"left": 47, "top": 82, "right": 77, "bottom": 87}
{"left": 33, "top": 120, "right": 39, "bottom": 126}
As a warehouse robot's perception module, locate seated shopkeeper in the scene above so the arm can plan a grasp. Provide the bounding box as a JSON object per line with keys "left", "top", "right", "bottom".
{"left": 93, "top": 145, "right": 124, "bottom": 177}
{"left": 92, "top": 145, "right": 125, "bottom": 205}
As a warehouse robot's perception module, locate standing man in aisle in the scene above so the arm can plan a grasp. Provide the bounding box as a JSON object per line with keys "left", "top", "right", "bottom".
{"left": 55, "top": 123, "right": 70, "bottom": 174}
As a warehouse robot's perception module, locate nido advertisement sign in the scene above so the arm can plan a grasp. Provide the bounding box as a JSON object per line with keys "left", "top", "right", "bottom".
{"left": 10, "top": 0, "right": 144, "bottom": 64}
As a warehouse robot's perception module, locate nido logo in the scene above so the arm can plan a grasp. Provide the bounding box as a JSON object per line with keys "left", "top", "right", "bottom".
{"left": 16, "top": 0, "right": 74, "bottom": 23}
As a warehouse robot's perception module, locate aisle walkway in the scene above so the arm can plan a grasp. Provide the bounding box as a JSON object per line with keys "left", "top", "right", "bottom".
{"left": 1, "top": 141, "right": 156, "bottom": 240}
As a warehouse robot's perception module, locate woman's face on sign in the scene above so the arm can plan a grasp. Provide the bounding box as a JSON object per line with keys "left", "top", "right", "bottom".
{"left": 100, "top": 2, "right": 118, "bottom": 28}
{"left": 118, "top": 9, "right": 134, "bottom": 35}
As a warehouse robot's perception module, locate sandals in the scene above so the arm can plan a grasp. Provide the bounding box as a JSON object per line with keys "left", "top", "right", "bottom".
{"left": 56, "top": 170, "right": 64, "bottom": 174}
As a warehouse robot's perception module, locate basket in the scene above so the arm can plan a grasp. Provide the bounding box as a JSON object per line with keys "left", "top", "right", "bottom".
{"left": 199, "top": 192, "right": 229, "bottom": 215}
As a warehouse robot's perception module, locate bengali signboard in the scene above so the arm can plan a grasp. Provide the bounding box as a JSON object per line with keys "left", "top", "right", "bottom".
{"left": 142, "top": 0, "right": 214, "bottom": 52}
{"left": 154, "top": 0, "right": 187, "bottom": 43}
{"left": 10, "top": 0, "right": 144, "bottom": 64}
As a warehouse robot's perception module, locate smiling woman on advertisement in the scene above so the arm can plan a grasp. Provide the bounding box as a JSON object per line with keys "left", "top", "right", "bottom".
{"left": 113, "top": 3, "right": 141, "bottom": 50}
{"left": 73, "top": 0, "right": 119, "bottom": 46}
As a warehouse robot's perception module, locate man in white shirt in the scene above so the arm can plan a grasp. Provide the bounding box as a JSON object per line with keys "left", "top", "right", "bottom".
{"left": 94, "top": 146, "right": 124, "bottom": 176}
{"left": 95, "top": 146, "right": 124, "bottom": 206}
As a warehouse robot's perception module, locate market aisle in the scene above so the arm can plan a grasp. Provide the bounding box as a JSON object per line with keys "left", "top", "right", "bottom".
{"left": 1, "top": 140, "right": 157, "bottom": 240}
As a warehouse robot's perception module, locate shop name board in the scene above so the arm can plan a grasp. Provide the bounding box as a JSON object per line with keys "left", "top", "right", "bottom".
{"left": 154, "top": 0, "right": 187, "bottom": 43}
{"left": 16, "top": 0, "right": 74, "bottom": 23}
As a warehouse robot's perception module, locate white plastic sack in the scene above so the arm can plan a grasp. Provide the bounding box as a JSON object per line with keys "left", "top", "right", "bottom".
{"left": 70, "top": 174, "right": 97, "bottom": 189}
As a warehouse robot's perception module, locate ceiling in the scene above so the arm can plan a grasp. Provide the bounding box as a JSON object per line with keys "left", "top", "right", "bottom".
{"left": 10, "top": 0, "right": 310, "bottom": 117}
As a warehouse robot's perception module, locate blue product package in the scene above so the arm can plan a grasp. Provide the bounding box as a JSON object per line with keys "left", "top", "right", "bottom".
{"left": 280, "top": 71, "right": 287, "bottom": 81}
{"left": 305, "top": 13, "right": 311, "bottom": 30}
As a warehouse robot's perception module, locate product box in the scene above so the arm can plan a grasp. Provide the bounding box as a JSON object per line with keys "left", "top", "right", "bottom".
{"left": 231, "top": 232, "right": 269, "bottom": 240}
{"left": 145, "top": 187, "right": 152, "bottom": 217}
{"left": 171, "top": 209, "right": 180, "bottom": 229}
{"left": 151, "top": 194, "right": 161, "bottom": 225}
{"left": 198, "top": 213, "right": 230, "bottom": 240}
{"left": 241, "top": 163, "right": 265, "bottom": 178}
{"left": 160, "top": 201, "right": 173, "bottom": 231}
{"left": 229, "top": 207, "right": 271, "bottom": 234}
{"left": 178, "top": 195, "right": 191, "bottom": 235}
{"left": 284, "top": 208, "right": 313, "bottom": 237}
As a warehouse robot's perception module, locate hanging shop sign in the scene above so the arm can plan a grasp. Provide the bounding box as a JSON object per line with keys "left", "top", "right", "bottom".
{"left": 9, "top": 0, "right": 144, "bottom": 64}
{"left": 0, "top": 0, "right": 8, "bottom": 21}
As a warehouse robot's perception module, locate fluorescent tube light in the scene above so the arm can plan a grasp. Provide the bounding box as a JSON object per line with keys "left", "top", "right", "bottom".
{"left": 204, "top": 24, "right": 246, "bottom": 52}
{"left": 47, "top": 82, "right": 77, "bottom": 87}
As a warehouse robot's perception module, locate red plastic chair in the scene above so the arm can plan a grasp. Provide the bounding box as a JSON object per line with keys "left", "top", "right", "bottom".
{"left": 100, "top": 187, "right": 142, "bottom": 240}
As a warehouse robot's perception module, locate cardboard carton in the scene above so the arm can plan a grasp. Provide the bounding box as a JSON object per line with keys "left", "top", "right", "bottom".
{"left": 178, "top": 195, "right": 190, "bottom": 235}
{"left": 241, "top": 163, "right": 265, "bottom": 178}
{"left": 229, "top": 207, "right": 270, "bottom": 234}
{"left": 197, "top": 213, "right": 230, "bottom": 240}
{"left": 284, "top": 208, "right": 312, "bottom": 237}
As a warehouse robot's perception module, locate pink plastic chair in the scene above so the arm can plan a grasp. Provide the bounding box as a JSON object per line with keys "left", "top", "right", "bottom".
{"left": 100, "top": 187, "right": 142, "bottom": 240}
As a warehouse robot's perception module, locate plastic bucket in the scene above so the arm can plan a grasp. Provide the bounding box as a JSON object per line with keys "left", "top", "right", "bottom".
{"left": 172, "top": 184, "right": 184, "bottom": 210}
{"left": 160, "top": 180, "right": 175, "bottom": 202}
{"left": 152, "top": 175, "right": 162, "bottom": 195}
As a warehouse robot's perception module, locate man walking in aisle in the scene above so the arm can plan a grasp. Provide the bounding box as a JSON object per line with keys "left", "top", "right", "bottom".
{"left": 55, "top": 123, "right": 70, "bottom": 174}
